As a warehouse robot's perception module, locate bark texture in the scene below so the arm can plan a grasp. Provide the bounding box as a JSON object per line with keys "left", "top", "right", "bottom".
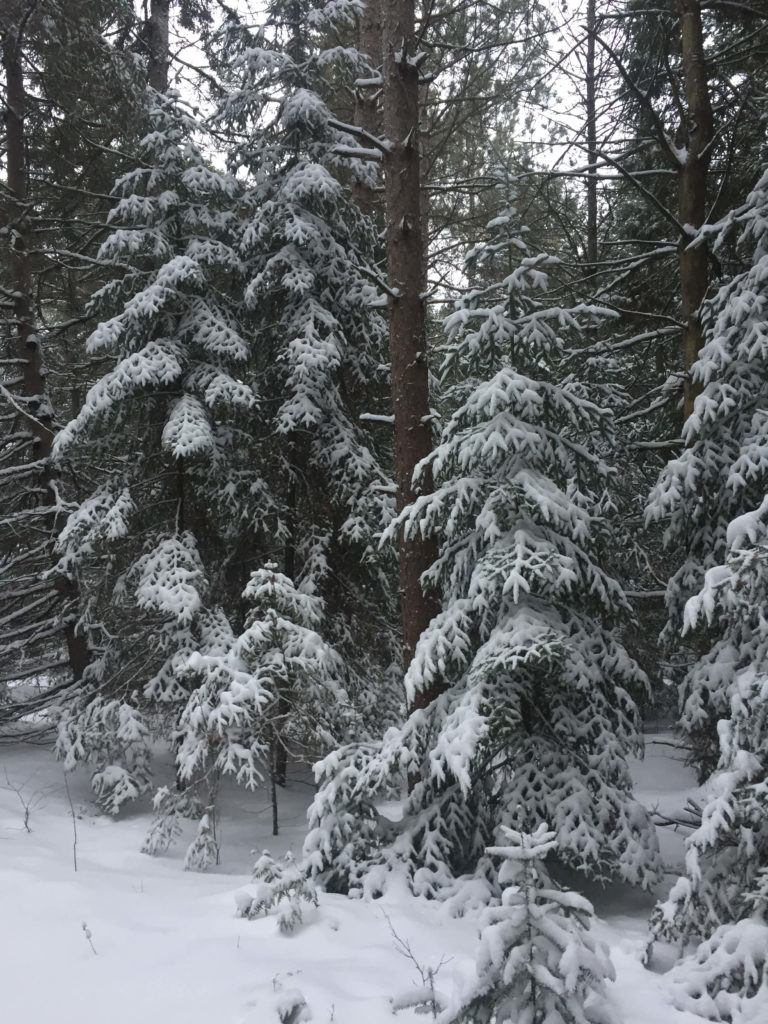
{"left": 352, "top": 0, "right": 382, "bottom": 215}
{"left": 147, "top": 0, "right": 170, "bottom": 93}
{"left": 381, "top": 0, "right": 441, "bottom": 709}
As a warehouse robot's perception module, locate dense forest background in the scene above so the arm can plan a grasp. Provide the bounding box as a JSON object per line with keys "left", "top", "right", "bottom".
{"left": 2, "top": 1, "right": 768, "bottom": 1020}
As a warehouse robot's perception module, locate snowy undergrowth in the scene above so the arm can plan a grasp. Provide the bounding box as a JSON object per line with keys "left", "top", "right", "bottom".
{"left": 0, "top": 734, "right": 709, "bottom": 1024}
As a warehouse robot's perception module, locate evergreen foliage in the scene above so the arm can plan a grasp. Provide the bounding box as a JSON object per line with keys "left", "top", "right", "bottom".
{"left": 175, "top": 564, "right": 354, "bottom": 794}
{"left": 236, "top": 850, "right": 319, "bottom": 934}
{"left": 648, "top": 167, "right": 768, "bottom": 777}
{"left": 212, "top": 0, "right": 398, "bottom": 721}
{"left": 667, "top": 914, "right": 768, "bottom": 1024}
{"left": 304, "top": 204, "right": 660, "bottom": 896}
{"left": 184, "top": 806, "right": 219, "bottom": 871}
{"left": 51, "top": 0, "right": 396, "bottom": 819}
{"left": 0, "top": 0, "right": 143, "bottom": 722}
{"left": 52, "top": 91, "right": 250, "bottom": 810}
{"left": 442, "top": 824, "right": 615, "bottom": 1024}
{"left": 648, "top": 165, "right": 768, "bottom": 1011}
{"left": 9, "top": 18, "right": 768, "bottom": 1020}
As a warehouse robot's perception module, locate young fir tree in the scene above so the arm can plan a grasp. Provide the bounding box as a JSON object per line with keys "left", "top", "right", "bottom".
{"left": 442, "top": 824, "right": 615, "bottom": 1024}
{"left": 236, "top": 849, "right": 319, "bottom": 934}
{"left": 304, "top": 202, "right": 660, "bottom": 898}
{"left": 171, "top": 565, "right": 355, "bottom": 836}
{"left": 648, "top": 167, "right": 768, "bottom": 1011}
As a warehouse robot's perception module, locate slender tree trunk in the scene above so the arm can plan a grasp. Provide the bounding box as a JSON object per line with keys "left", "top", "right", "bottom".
{"left": 677, "top": 0, "right": 713, "bottom": 421}
{"left": 381, "top": 0, "right": 441, "bottom": 710}
{"left": 147, "top": 0, "right": 170, "bottom": 93}
{"left": 274, "top": 507, "right": 298, "bottom": 790}
{"left": 353, "top": 0, "right": 382, "bottom": 215}
{"left": 3, "top": 18, "right": 48, "bottom": 455}
{"left": 585, "top": 0, "right": 598, "bottom": 269}
{"left": 270, "top": 731, "right": 279, "bottom": 836}
{"left": 2, "top": 9, "right": 89, "bottom": 682}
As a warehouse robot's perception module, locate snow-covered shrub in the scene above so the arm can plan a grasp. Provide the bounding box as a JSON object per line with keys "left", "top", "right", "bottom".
{"left": 236, "top": 851, "right": 318, "bottom": 934}
{"left": 270, "top": 986, "right": 312, "bottom": 1024}
{"left": 57, "top": 695, "right": 152, "bottom": 814}
{"left": 141, "top": 784, "right": 204, "bottom": 856}
{"left": 441, "top": 824, "right": 615, "bottom": 1024}
{"left": 184, "top": 807, "right": 219, "bottom": 871}
{"left": 306, "top": 202, "right": 660, "bottom": 896}
{"left": 668, "top": 914, "right": 768, "bottom": 1023}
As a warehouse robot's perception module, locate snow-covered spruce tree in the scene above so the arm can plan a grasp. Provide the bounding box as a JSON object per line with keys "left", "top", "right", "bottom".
{"left": 52, "top": 91, "right": 257, "bottom": 812}
{"left": 304, "top": 205, "right": 660, "bottom": 897}
{"left": 440, "top": 824, "right": 615, "bottom": 1024}
{"left": 54, "top": 1, "right": 398, "bottom": 817}
{"left": 648, "top": 166, "right": 768, "bottom": 781}
{"left": 209, "top": 0, "right": 399, "bottom": 732}
{"left": 646, "top": 170, "right": 768, "bottom": 1008}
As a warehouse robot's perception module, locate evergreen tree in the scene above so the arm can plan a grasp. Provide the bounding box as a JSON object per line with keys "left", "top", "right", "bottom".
{"left": 648, "top": 165, "right": 768, "bottom": 779}
{"left": 211, "top": 0, "right": 398, "bottom": 729}
{"left": 173, "top": 564, "right": 354, "bottom": 837}
{"left": 648, "top": 169, "right": 768, "bottom": 1000}
{"left": 443, "top": 824, "right": 615, "bottom": 1024}
{"left": 53, "top": 0, "right": 398, "bottom": 820}
{"left": 304, "top": 203, "right": 660, "bottom": 896}
{"left": 52, "top": 91, "right": 255, "bottom": 810}
{"left": 0, "top": 0, "right": 142, "bottom": 724}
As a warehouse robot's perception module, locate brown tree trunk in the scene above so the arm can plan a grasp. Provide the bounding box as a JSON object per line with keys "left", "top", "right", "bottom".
{"left": 147, "top": 0, "right": 170, "bottom": 93}
{"left": 352, "top": 0, "right": 382, "bottom": 215}
{"left": 677, "top": 0, "right": 714, "bottom": 421}
{"left": 2, "top": 7, "right": 89, "bottom": 681}
{"left": 381, "top": 0, "right": 441, "bottom": 711}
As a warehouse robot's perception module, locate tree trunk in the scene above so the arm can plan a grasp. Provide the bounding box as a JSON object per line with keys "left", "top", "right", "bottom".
{"left": 353, "top": 0, "right": 382, "bottom": 215}
{"left": 2, "top": 8, "right": 89, "bottom": 682}
{"left": 677, "top": 0, "right": 714, "bottom": 421}
{"left": 381, "top": 0, "right": 441, "bottom": 710}
{"left": 585, "top": 0, "right": 598, "bottom": 269}
{"left": 3, "top": 14, "right": 48, "bottom": 456}
{"left": 147, "top": 0, "right": 170, "bottom": 93}
{"left": 270, "top": 731, "right": 280, "bottom": 836}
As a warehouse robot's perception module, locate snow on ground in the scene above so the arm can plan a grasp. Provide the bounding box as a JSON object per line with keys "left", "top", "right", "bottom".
{"left": 0, "top": 731, "right": 710, "bottom": 1024}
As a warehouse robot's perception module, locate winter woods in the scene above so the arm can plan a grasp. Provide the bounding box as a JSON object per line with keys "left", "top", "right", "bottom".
{"left": 2, "top": 2, "right": 768, "bottom": 1022}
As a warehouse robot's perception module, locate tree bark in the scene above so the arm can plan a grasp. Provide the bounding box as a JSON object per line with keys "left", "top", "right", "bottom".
{"left": 352, "top": 0, "right": 382, "bottom": 216}
{"left": 147, "top": 0, "right": 170, "bottom": 93}
{"left": 677, "top": 0, "right": 714, "bottom": 421}
{"left": 381, "top": 0, "right": 441, "bottom": 710}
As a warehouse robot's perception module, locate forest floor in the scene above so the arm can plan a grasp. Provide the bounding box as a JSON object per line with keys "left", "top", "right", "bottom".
{"left": 0, "top": 730, "right": 710, "bottom": 1024}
